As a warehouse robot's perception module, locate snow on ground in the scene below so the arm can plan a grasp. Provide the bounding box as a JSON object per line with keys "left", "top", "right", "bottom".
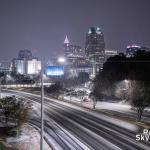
{"left": 5, "top": 124, "right": 51, "bottom": 150}
{"left": 96, "top": 101, "right": 132, "bottom": 112}
{"left": 1, "top": 92, "right": 14, "bottom": 98}
{"left": 64, "top": 96, "right": 82, "bottom": 102}
{"left": 64, "top": 95, "right": 150, "bottom": 113}
{"left": 74, "top": 87, "right": 91, "bottom": 93}
{"left": 63, "top": 95, "right": 132, "bottom": 111}
{"left": 3, "top": 90, "right": 140, "bottom": 132}
{"left": 53, "top": 100, "right": 139, "bottom": 132}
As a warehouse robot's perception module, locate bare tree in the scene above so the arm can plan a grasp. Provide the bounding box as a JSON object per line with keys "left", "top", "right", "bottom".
{"left": 130, "top": 81, "right": 150, "bottom": 121}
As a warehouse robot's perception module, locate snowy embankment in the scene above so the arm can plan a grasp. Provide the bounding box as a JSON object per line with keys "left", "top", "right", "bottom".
{"left": 5, "top": 124, "right": 51, "bottom": 150}
{"left": 64, "top": 95, "right": 131, "bottom": 110}
{"left": 96, "top": 101, "right": 131, "bottom": 112}
{"left": 64, "top": 95, "right": 150, "bottom": 113}
{"left": 0, "top": 92, "right": 51, "bottom": 150}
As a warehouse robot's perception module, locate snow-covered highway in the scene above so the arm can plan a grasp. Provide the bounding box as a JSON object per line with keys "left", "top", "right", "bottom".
{"left": 2, "top": 90, "right": 150, "bottom": 150}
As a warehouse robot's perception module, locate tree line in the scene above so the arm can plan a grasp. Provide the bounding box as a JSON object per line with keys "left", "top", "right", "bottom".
{"left": 93, "top": 50, "right": 150, "bottom": 121}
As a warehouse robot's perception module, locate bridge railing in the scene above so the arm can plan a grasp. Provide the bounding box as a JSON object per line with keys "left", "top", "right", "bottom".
{"left": 1, "top": 83, "right": 53, "bottom": 88}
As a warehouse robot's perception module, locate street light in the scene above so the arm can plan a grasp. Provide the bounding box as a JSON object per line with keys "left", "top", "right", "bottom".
{"left": 124, "top": 79, "right": 130, "bottom": 90}
{"left": 0, "top": 80, "right": 2, "bottom": 99}
{"left": 40, "top": 68, "right": 44, "bottom": 150}
{"left": 124, "top": 79, "right": 129, "bottom": 84}
{"left": 0, "top": 77, "right": 4, "bottom": 99}
{"left": 58, "top": 57, "right": 66, "bottom": 63}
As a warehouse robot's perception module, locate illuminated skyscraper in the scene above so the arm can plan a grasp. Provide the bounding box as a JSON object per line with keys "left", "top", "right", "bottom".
{"left": 85, "top": 27, "right": 105, "bottom": 76}
{"left": 105, "top": 50, "right": 118, "bottom": 61}
{"left": 64, "top": 35, "right": 70, "bottom": 57}
{"left": 126, "top": 45, "right": 150, "bottom": 57}
{"left": 63, "top": 35, "right": 85, "bottom": 66}
{"left": 12, "top": 49, "right": 41, "bottom": 75}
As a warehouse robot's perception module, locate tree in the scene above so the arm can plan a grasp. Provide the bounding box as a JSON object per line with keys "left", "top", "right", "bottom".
{"left": 89, "top": 92, "right": 99, "bottom": 109}
{"left": 130, "top": 81, "right": 150, "bottom": 121}
{"left": 0, "top": 96, "right": 32, "bottom": 135}
{"left": 93, "top": 50, "right": 150, "bottom": 101}
{"left": 1, "top": 96, "right": 14, "bottom": 124}
{"left": 93, "top": 54, "right": 127, "bottom": 100}
{"left": 89, "top": 92, "right": 103, "bottom": 109}
{"left": 0, "top": 72, "right": 6, "bottom": 85}
{"left": 46, "top": 82, "right": 62, "bottom": 93}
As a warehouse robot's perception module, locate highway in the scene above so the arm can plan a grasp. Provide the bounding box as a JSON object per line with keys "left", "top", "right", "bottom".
{"left": 2, "top": 90, "right": 150, "bottom": 150}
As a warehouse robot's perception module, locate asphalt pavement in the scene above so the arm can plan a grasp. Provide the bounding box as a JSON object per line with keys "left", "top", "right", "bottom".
{"left": 2, "top": 90, "right": 150, "bottom": 150}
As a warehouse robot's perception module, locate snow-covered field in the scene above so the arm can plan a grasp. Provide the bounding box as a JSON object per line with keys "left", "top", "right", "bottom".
{"left": 96, "top": 101, "right": 131, "bottom": 112}
{"left": 63, "top": 95, "right": 131, "bottom": 110}
{"left": 5, "top": 124, "right": 51, "bottom": 150}
{"left": 64, "top": 95, "right": 150, "bottom": 113}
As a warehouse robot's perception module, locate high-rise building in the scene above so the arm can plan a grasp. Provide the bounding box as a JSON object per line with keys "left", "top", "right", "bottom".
{"left": 12, "top": 50, "right": 41, "bottom": 75}
{"left": 126, "top": 45, "right": 141, "bottom": 57}
{"left": 12, "top": 58, "right": 41, "bottom": 75}
{"left": 27, "top": 59, "right": 41, "bottom": 75}
{"left": 105, "top": 50, "right": 118, "bottom": 61}
{"left": 126, "top": 45, "right": 150, "bottom": 57}
{"left": 0, "top": 61, "right": 12, "bottom": 73}
{"left": 63, "top": 35, "right": 85, "bottom": 66}
{"left": 12, "top": 59, "right": 26, "bottom": 74}
{"left": 85, "top": 27, "right": 105, "bottom": 76}
{"left": 18, "top": 49, "right": 33, "bottom": 60}
{"left": 85, "top": 27, "right": 105, "bottom": 57}
{"left": 63, "top": 36, "right": 92, "bottom": 77}
{"left": 64, "top": 36, "right": 70, "bottom": 58}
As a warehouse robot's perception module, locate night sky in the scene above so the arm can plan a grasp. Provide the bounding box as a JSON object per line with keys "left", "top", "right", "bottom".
{"left": 0, "top": 0, "right": 150, "bottom": 62}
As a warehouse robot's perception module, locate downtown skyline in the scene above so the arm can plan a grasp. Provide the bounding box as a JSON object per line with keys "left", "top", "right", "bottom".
{"left": 0, "top": 1, "right": 150, "bottom": 149}
{"left": 0, "top": 0, "right": 150, "bottom": 62}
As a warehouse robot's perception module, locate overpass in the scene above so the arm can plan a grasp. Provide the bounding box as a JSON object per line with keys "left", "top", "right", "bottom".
{"left": 0, "top": 83, "right": 53, "bottom": 88}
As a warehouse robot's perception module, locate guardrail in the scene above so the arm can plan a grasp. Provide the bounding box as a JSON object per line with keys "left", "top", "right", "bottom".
{"left": 0, "top": 83, "right": 53, "bottom": 88}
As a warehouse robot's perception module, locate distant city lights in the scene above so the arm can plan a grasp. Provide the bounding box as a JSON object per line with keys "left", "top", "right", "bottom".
{"left": 127, "top": 45, "right": 141, "bottom": 49}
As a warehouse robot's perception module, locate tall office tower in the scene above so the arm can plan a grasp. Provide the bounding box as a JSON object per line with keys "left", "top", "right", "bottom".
{"left": 85, "top": 27, "right": 105, "bottom": 76}
{"left": 18, "top": 49, "right": 33, "bottom": 60}
{"left": 12, "top": 59, "right": 26, "bottom": 74}
{"left": 12, "top": 49, "right": 41, "bottom": 75}
{"left": 64, "top": 35, "right": 70, "bottom": 57}
{"left": 12, "top": 58, "right": 41, "bottom": 75}
{"left": 126, "top": 45, "right": 150, "bottom": 58}
{"left": 63, "top": 35, "right": 85, "bottom": 66}
{"left": 27, "top": 59, "right": 41, "bottom": 75}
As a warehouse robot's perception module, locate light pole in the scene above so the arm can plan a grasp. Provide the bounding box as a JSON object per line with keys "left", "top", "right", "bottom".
{"left": 40, "top": 68, "right": 44, "bottom": 150}
{"left": 0, "top": 77, "right": 3, "bottom": 99}
{"left": 0, "top": 80, "right": 1, "bottom": 99}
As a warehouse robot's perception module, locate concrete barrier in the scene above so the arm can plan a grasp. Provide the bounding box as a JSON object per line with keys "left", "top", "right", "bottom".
{"left": 1, "top": 83, "right": 53, "bottom": 88}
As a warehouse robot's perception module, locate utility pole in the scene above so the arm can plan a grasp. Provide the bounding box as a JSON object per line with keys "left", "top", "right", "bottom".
{"left": 40, "top": 68, "right": 44, "bottom": 150}
{"left": 0, "top": 77, "right": 3, "bottom": 99}
{"left": 0, "top": 81, "right": 1, "bottom": 99}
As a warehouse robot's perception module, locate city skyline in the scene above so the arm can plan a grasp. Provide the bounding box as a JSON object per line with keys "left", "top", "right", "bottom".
{"left": 0, "top": 0, "right": 150, "bottom": 62}
{"left": 0, "top": 1, "right": 150, "bottom": 149}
